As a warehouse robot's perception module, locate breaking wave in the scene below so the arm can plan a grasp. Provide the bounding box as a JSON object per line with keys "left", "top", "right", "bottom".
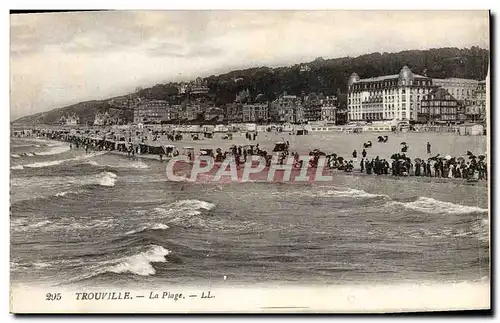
{"left": 11, "top": 219, "right": 52, "bottom": 232}
{"left": 33, "top": 262, "right": 52, "bottom": 269}
{"left": 318, "top": 188, "right": 387, "bottom": 199}
{"left": 55, "top": 191, "right": 78, "bottom": 197}
{"left": 129, "top": 161, "right": 149, "bottom": 169}
{"left": 87, "top": 159, "right": 149, "bottom": 169}
{"left": 389, "top": 197, "right": 488, "bottom": 215}
{"left": 86, "top": 160, "right": 100, "bottom": 166}
{"left": 289, "top": 187, "right": 388, "bottom": 200}
{"left": 11, "top": 165, "right": 24, "bottom": 170}
{"left": 11, "top": 154, "right": 20, "bottom": 158}
{"left": 472, "top": 218, "right": 490, "bottom": 242}
{"left": 36, "top": 144, "right": 71, "bottom": 156}
{"left": 23, "top": 159, "right": 69, "bottom": 168}
{"left": 99, "top": 172, "right": 118, "bottom": 187}
{"left": 13, "top": 151, "right": 107, "bottom": 169}
{"left": 155, "top": 199, "right": 216, "bottom": 217}
{"left": 125, "top": 223, "right": 169, "bottom": 235}
{"left": 105, "top": 245, "right": 171, "bottom": 276}
{"left": 148, "top": 199, "right": 258, "bottom": 231}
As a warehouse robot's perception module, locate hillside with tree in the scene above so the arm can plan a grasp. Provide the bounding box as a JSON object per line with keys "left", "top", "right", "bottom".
{"left": 13, "top": 46, "right": 489, "bottom": 125}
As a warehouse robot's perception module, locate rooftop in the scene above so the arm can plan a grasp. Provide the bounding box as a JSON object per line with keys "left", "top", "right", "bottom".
{"left": 357, "top": 74, "right": 428, "bottom": 83}
{"left": 432, "top": 78, "right": 480, "bottom": 83}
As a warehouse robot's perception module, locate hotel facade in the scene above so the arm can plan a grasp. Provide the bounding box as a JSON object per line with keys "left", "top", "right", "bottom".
{"left": 347, "top": 66, "right": 435, "bottom": 122}
{"left": 432, "top": 78, "right": 479, "bottom": 105}
{"left": 133, "top": 100, "right": 175, "bottom": 124}
{"left": 419, "top": 87, "right": 460, "bottom": 124}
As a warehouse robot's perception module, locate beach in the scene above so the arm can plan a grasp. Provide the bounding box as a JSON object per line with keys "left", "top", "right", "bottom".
{"left": 10, "top": 131, "right": 489, "bottom": 288}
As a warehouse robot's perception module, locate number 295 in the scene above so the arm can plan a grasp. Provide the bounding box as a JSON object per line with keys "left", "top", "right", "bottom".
{"left": 45, "top": 293, "right": 61, "bottom": 301}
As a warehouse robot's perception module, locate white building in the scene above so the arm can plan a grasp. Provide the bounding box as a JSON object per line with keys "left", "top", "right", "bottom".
{"left": 94, "top": 112, "right": 110, "bottom": 126}
{"left": 242, "top": 103, "right": 269, "bottom": 122}
{"left": 66, "top": 114, "right": 80, "bottom": 126}
{"left": 320, "top": 96, "right": 337, "bottom": 123}
{"left": 432, "top": 78, "right": 479, "bottom": 104}
{"left": 347, "top": 66, "right": 435, "bottom": 122}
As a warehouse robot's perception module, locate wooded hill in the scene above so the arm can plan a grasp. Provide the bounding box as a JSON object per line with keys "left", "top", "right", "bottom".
{"left": 13, "top": 46, "right": 489, "bottom": 125}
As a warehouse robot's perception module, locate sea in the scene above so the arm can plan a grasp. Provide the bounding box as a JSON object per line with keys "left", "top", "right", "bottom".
{"left": 10, "top": 133, "right": 490, "bottom": 289}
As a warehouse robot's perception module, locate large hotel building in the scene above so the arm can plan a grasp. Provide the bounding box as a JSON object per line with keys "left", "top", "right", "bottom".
{"left": 432, "top": 78, "right": 479, "bottom": 105}
{"left": 347, "top": 66, "right": 435, "bottom": 122}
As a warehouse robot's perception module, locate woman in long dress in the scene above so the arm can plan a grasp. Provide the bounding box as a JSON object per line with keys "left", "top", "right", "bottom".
{"left": 448, "top": 164, "right": 454, "bottom": 178}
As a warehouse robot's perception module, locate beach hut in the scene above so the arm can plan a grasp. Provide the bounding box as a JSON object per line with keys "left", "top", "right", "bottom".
{"left": 459, "top": 123, "right": 484, "bottom": 136}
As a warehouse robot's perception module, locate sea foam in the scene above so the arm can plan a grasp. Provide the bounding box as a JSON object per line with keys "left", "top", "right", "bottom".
{"left": 389, "top": 197, "right": 488, "bottom": 215}
{"left": 155, "top": 199, "right": 216, "bottom": 217}
{"left": 55, "top": 191, "right": 77, "bottom": 197}
{"left": 319, "top": 188, "right": 387, "bottom": 199}
{"left": 99, "top": 172, "right": 118, "bottom": 187}
{"left": 125, "top": 223, "right": 170, "bottom": 235}
{"left": 18, "top": 151, "right": 107, "bottom": 169}
{"left": 107, "top": 245, "right": 171, "bottom": 276}
{"left": 36, "top": 144, "right": 71, "bottom": 156}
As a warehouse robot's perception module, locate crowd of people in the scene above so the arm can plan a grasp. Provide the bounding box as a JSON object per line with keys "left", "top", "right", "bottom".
{"left": 13, "top": 128, "right": 488, "bottom": 182}
{"left": 350, "top": 140, "right": 488, "bottom": 181}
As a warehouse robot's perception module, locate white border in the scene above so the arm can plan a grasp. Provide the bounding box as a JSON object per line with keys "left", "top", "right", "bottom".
{"left": 2, "top": 1, "right": 498, "bottom": 321}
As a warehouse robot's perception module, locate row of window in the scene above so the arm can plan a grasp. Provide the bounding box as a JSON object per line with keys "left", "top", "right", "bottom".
{"left": 348, "top": 111, "right": 407, "bottom": 119}
{"left": 421, "top": 101, "right": 457, "bottom": 107}
{"left": 350, "top": 80, "right": 432, "bottom": 90}
{"left": 421, "top": 107, "right": 457, "bottom": 114}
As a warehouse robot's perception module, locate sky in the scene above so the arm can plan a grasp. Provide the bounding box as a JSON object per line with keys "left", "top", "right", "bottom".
{"left": 10, "top": 10, "right": 489, "bottom": 120}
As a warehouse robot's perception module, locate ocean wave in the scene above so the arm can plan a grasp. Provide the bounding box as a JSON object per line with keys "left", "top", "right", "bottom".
{"left": 33, "top": 262, "right": 52, "bottom": 269}
{"left": 29, "top": 138, "right": 55, "bottom": 144}
{"left": 318, "top": 188, "right": 387, "bottom": 199}
{"left": 129, "top": 161, "right": 149, "bottom": 169}
{"left": 155, "top": 199, "right": 216, "bottom": 218}
{"left": 11, "top": 218, "right": 28, "bottom": 227}
{"left": 10, "top": 262, "right": 21, "bottom": 270}
{"left": 151, "top": 199, "right": 255, "bottom": 231}
{"left": 389, "top": 197, "right": 488, "bottom": 215}
{"left": 126, "top": 223, "right": 170, "bottom": 235}
{"left": 55, "top": 218, "right": 116, "bottom": 231}
{"left": 15, "top": 151, "right": 107, "bottom": 169}
{"left": 11, "top": 219, "right": 52, "bottom": 232}
{"left": 11, "top": 144, "right": 39, "bottom": 148}
{"left": 11, "top": 165, "right": 24, "bottom": 170}
{"left": 24, "top": 159, "right": 69, "bottom": 168}
{"left": 31, "top": 220, "right": 53, "bottom": 228}
{"left": 35, "top": 144, "right": 70, "bottom": 156}
{"left": 471, "top": 218, "right": 490, "bottom": 242}
{"left": 55, "top": 191, "right": 78, "bottom": 197}
{"left": 106, "top": 245, "right": 171, "bottom": 276}
{"left": 87, "top": 159, "right": 149, "bottom": 169}
{"left": 99, "top": 171, "right": 118, "bottom": 187}
{"left": 288, "top": 187, "right": 388, "bottom": 200}
{"left": 86, "top": 160, "right": 100, "bottom": 166}
{"left": 172, "top": 199, "right": 216, "bottom": 211}
{"left": 403, "top": 217, "right": 489, "bottom": 243}
{"left": 11, "top": 154, "right": 20, "bottom": 158}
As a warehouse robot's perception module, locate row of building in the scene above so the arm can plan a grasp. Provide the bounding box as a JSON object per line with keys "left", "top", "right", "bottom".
{"left": 59, "top": 66, "right": 487, "bottom": 126}
{"left": 347, "top": 66, "right": 487, "bottom": 124}
{"left": 129, "top": 93, "right": 344, "bottom": 125}
{"left": 130, "top": 67, "right": 487, "bottom": 125}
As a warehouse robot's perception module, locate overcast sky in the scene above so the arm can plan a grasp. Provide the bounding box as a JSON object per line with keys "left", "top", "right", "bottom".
{"left": 10, "top": 10, "right": 489, "bottom": 120}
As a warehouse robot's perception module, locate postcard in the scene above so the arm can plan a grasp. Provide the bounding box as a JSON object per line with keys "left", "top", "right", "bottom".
{"left": 10, "top": 10, "right": 490, "bottom": 313}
